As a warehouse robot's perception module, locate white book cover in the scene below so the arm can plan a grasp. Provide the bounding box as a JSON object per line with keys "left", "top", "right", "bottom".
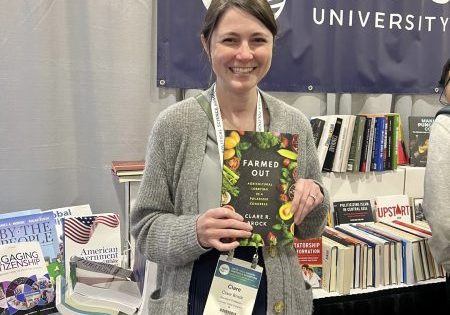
{"left": 62, "top": 213, "right": 122, "bottom": 314}
{"left": 374, "top": 194, "right": 412, "bottom": 223}
{"left": 44, "top": 204, "right": 92, "bottom": 244}
{"left": 314, "top": 115, "right": 337, "bottom": 170}
{"left": 0, "top": 241, "right": 55, "bottom": 315}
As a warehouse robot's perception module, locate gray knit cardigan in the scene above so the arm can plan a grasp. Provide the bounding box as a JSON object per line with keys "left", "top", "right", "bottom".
{"left": 131, "top": 87, "right": 329, "bottom": 314}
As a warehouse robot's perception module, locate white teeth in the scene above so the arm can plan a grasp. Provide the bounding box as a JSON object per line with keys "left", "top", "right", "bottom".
{"left": 231, "top": 67, "right": 254, "bottom": 74}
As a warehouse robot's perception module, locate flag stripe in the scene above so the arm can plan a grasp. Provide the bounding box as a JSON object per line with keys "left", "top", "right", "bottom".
{"left": 64, "top": 214, "right": 120, "bottom": 244}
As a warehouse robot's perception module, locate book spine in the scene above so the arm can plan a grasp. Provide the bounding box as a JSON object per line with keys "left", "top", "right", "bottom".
{"left": 359, "top": 117, "right": 371, "bottom": 172}
{"left": 346, "top": 116, "right": 361, "bottom": 172}
{"left": 323, "top": 118, "right": 342, "bottom": 172}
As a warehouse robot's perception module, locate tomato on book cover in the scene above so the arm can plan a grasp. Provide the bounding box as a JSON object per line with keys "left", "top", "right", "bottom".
{"left": 221, "top": 131, "right": 298, "bottom": 247}
{"left": 293, "top": 238, "right": 322, "bottom": 288}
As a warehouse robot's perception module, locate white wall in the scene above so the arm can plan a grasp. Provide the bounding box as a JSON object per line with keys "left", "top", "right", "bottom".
{"left": 0, "top": 1, "right": 443, "bottom": 227}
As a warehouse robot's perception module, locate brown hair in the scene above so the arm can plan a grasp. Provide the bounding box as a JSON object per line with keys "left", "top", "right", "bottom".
{"left": 201, "top": 0, "right": 278, "bottom": 52}
{"left": 439, "top": 58, "right": 450, "bottom": 88}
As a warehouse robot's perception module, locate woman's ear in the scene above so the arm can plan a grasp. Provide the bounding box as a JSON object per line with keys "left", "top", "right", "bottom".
{"left": 200, "top": 34, "right": 210, "bottom": 61}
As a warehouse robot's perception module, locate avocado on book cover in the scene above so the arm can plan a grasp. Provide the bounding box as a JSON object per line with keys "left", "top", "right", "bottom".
{"left": 408, "top": 117, "right": 434, "bottom": 167}
{"left": 0, "top": 242, "right": 55, "bottom": 315}
{"left": 221, "top": 130, "right": 298, "bottom": 247}
{"left": 333, "top": 200, "right": 374, "bottom": 225}
{"left": 0, "top": 212, "right": 61, "bottom": 285}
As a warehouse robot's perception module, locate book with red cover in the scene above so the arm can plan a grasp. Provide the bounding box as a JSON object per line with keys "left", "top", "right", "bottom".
{"left": 293, "top": 238, "right": 322, "bottom": 288}
{"left": 111, "top": 160, "right": 145, "bottom": 173}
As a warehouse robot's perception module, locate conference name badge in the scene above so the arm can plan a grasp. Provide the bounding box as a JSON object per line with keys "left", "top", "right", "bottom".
{"left": 203, "top": 255, "right": 263, "bottom": 315}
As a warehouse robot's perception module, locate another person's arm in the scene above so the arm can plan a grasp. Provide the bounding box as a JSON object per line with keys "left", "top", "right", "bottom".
{"left": 423, "top": 116, "right": 450, "bottom": 272}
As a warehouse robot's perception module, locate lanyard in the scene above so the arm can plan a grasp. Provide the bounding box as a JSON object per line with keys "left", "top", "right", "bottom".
{"left": 211, "top": 84, "right": 265, "bottom": 164}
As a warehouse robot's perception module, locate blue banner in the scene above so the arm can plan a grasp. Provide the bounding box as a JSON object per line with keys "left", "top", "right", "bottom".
{"left": 157, "top": 0, "right": 450, "bottom": 93}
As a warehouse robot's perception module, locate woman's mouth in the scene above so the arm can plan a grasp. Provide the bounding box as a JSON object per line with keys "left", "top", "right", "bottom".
{"left": 230, "top": 67, "right": 255, "bottom": 74}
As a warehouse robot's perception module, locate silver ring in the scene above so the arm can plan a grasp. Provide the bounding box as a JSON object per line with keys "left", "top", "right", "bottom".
{"left": 308, "top": 194, "right": 317, "bottom": 202}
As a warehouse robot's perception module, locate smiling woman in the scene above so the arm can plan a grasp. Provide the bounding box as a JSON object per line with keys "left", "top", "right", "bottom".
{"left": 131, "top": 1, "right": 329, "bottom": 314}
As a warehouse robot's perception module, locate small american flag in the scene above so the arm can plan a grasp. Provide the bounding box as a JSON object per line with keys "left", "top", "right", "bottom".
{"left": 64, "top": 214, "right": 120, "bottom": 244}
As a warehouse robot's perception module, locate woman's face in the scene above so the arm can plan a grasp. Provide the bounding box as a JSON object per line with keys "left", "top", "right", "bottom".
{"left": 204, "top": 7, "right": 273, "bottom": 95}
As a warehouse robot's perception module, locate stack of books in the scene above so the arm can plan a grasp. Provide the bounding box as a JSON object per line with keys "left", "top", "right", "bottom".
{"left": 111, "top": 160, "right": 145, "bottom": 183}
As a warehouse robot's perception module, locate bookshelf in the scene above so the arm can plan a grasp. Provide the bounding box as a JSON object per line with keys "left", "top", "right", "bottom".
{"left": 115, "top": 166, "right": 446, "bottom": 315}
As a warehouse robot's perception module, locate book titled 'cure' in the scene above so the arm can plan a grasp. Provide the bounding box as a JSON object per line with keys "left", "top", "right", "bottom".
{"left": 221, "top": 130, "right": 299, "bottom": 247}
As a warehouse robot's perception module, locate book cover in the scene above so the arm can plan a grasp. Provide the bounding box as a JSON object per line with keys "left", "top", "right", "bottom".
{"left": 324, "top": 226, "right": 367, "bottom": 289}
{"left": 62, "top": 214, "right": 122, "bottom": 314}
{"left": 320, "top": 238, "right": 337, "bottom": 292}
{"left": 0, "top": 209, "right": 41, "bottom": 220}
{"left": 0, "top": 241, "right": 55, "bottom": 315}
{"left": 411, "top": 198, "right": 426, "bottom": 222}
{"left": 408, "top": 117, "right": 434, "bottom": 167}
{"left": 315, "top": 116, "right": 337, "bottom": 170}
{"left": 397, "top": 117, "right": 409, "bottom": 165}
{"left": 70, "top": 257, "right": 141, "bottom": 315}
{"left": 293, "top": 238, "right": 322, "bottom": 288}
{"left": 359, "top": 116, "right": 372, "bottom": 172}
{"left": 310, "top": 118, "right": 325, "bottom": 149}
{"left": 0, "top": 212, "right": 61, "bottom": 284}
{"left": 347, "top": 115, "right": 365, "bottom": 172}
{"left": 322, "top": 117, "right": 342, "bottom": 172}
{"left": 44, "top": 204, "right": 93, "bottom": 247}
{"left": 333, "top": 200, "right": 374, "bottom": 225}
{"left": 374, "top": 194, "right": 412, "bottom": 223}
{"left": 221, "top": 131, "right": 298, "bottom": 246}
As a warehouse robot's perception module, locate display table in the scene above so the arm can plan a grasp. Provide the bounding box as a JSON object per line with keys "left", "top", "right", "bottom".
{"left": 313, "top": 278, "right": 448, "bottom": 315}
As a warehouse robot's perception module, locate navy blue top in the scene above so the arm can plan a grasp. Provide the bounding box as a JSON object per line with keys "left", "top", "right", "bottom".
{"left": 188, "top": 247, "right": 267, "bottom": 314}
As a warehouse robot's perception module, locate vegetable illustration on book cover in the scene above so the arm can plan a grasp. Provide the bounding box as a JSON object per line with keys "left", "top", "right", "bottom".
{"left": 221, "top": 130, "right": 299, "bottom": 246}
{"left": 0, "top": 212, "right": 61, "bottom": 284}
{"left": 0, "top": 241, "right": 55, "bottom": 315}
{"left": 293, "top": 238, "right": 322, "bottom": 288}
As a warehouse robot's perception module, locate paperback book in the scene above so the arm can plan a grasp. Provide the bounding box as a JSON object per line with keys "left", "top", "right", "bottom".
{"left": 0, "top": 212, "right": 61, "bottom": 283}
{"left": 221, "top": 131, "right": 299, "bottom": 246}
{"left": 408, "top": 116, "right": 434, "bottom": 166}
{"left": 293, "top": 238, "right": 322, "bottom": 288}
{"left": 333, "top": 200, "right": 374, "bottom": 225}
{"left": 62, "top": 213, "right": 122, "bottom": 314}
{"left": 0, "top": 241, "right": 55, "bottom": 315}
{"left": 70, "top": 257, "right": 141, "bottom": 315}
{"left": 374, "top": 195, "right": 412, "bottom": 223}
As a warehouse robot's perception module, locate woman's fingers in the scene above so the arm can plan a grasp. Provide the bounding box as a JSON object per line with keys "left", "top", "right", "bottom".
{"left": 290, "top": 179, "right": 324, "bottom": 225}
{"left": 196, "top": 207, "right": 253, "bottom": 250}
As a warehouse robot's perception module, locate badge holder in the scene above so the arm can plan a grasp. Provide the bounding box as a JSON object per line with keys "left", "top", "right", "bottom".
{"left": 203, "top": 246, "right": 263, "bottom": 315}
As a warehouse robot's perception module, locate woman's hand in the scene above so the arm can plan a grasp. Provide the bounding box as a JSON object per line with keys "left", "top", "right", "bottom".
{"left": 290, "top": 179, "right": 324, "bottom": 225}
{"left": 197, "top": 207, "right": 253, "bottom": 252}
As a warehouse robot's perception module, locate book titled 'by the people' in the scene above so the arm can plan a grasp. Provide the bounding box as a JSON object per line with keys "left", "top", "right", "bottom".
{"left": 221, "top": 130, "right": 299, "bottom": 247}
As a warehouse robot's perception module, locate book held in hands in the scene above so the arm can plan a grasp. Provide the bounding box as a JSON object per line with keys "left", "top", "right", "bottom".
{"left": 221, "top": 131, "right": 299, "bottom": 246}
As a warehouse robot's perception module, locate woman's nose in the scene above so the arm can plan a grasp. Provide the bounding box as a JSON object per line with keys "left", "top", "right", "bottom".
{"left": 236, "top": 42, "right": 253, "bottom": 60}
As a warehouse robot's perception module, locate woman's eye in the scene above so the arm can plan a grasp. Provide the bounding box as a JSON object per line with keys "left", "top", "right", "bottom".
{"left": 223, "top": 38, "right": 236, "bottom": 43}
{"left": 253, "top": 37, "right": 267, "bottom": 43}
